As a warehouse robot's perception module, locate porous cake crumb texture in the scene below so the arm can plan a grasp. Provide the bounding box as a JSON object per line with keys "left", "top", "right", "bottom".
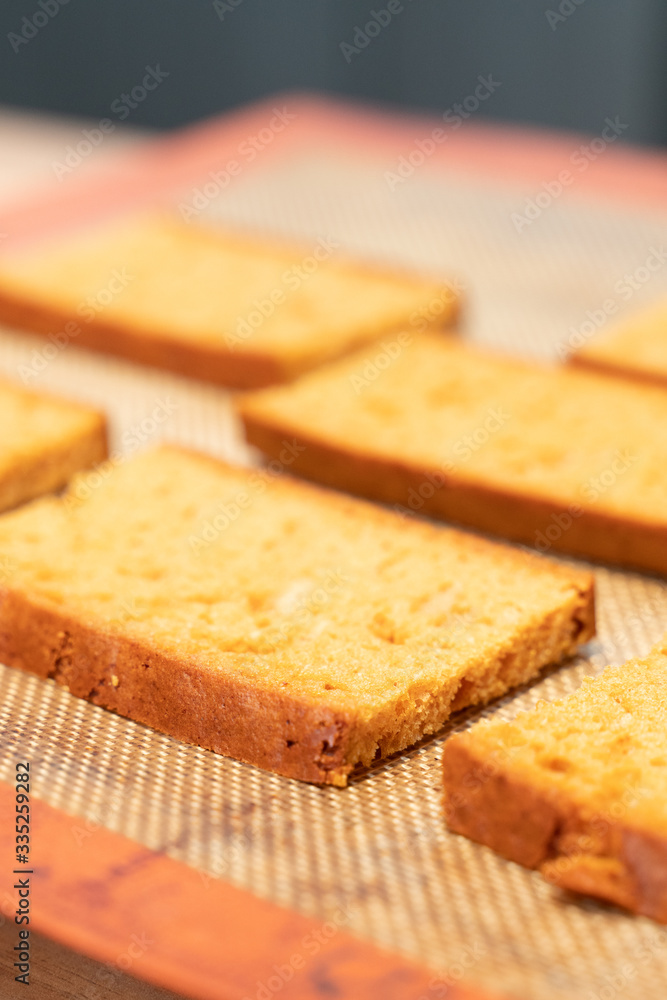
{"left": 239, "top": 333, "right": 667, "bottom": 573}
{"left": 0, "top": 446, "right": 593, "bottom": 784}
{"left": 443, "top": 643, "right": 667, "bottom": 920}
{"left": 0, "top": 217, "right": 459, "bottom": 387}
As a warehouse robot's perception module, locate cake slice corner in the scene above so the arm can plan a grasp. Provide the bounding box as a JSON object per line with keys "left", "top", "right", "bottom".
{"left": 442, "top": 642, "right": 667, "bottom": 921}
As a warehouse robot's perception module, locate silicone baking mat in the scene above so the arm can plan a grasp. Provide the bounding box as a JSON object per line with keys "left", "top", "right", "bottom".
{"left": 2, "top": 140, "right": 667, "bottom": 1000}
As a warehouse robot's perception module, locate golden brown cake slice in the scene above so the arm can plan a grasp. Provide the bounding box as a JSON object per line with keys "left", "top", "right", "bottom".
{"left": 443, "top": 642, "right": 667, "bottom": 922}
{"left": 0, "top": 379, "right": 107, "bottom": 513}
{"left": 0, "top": 215, "right": 459, "bottom": 388}
{"left": 238, "top": 333, "right": 667, "bottom": 575}
{"left": 0, "top": 445, "right": 593, "bottom": 785}
{"left": 571, "top": 299, "right": 667, "bottom": 387}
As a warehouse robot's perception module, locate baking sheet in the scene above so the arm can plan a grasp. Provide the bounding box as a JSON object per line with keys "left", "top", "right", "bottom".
{"left": 2, "top": 150, "right": 667, "bottom": 1000}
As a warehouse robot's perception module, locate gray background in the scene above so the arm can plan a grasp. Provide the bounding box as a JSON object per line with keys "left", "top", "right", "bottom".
{"left": 1, "top": 0, "right": 666, "bottom": 145}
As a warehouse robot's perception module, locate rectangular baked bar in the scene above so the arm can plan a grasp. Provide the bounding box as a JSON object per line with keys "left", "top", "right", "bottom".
{"left": 0, "top": 445, "right": 594, "bottom": 785}
{"left": 443, "top": 642, "right": 667, "bottom": 922}
{"left": 0, "top": 378, "right": 107, "bottom": 513}
{"left": 570, "top": 298, "right": 667, "bottom": 388}
{"left": 238, "top": 333, "right": 667, "bottom": 575}
{"left": 0, "top": 216, "right": 460, "bottom": 388}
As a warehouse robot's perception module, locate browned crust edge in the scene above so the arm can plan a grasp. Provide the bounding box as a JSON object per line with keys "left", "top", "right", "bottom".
{"left": 0, "top": 549, "right": 594, "bottom": 789}
{"left": 0, "top": 283, "right": 461, "bottom": 390}
{"left": 238, "top": 412, "right": 667, "bottom": 576}
{"left": 442, "top": 736, "right": 667, "bottom": 922}
{"left": 569, "top": 351, "right": 667, "bottom": 391}
{"left": 0, "top": 590, "right": 357, "bottom": 786}
{"left": 0, "top": 406, "right": 108, "bottom": 514}
{"left": 0, "top": 289, "right": 286, "bottom": 389}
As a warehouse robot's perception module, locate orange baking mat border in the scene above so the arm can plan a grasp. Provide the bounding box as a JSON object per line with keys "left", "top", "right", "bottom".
{"left": 0, "top": 781, "right": 507, "bottom": 1000}
{"left": 2, "top": 92, "right": 667, "bottom": 254}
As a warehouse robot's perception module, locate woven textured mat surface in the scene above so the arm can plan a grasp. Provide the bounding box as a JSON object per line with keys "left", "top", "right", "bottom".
{"left": 2, "top": 152, "right": 667, "bottom": 999}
